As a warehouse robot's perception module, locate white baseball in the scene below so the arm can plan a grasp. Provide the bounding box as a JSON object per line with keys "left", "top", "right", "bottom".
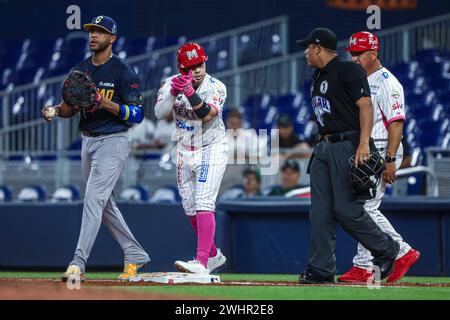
{"left": 45, "top": 107, "right": 56, "bottom": 118}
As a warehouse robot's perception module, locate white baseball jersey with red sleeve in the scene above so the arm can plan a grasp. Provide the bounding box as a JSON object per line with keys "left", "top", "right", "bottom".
{"left": 353, "top": 66, "right": 412, "bottom": 269}
{"left": 157, "top": 73, "right": 227, "bottom": 148}
{"left": 367, "top": 66, "right": 406, "bottom": 149}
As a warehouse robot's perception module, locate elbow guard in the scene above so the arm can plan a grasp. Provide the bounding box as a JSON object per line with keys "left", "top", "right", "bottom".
{"left": 119, "top": 104, "right": 144, "bottom": 123}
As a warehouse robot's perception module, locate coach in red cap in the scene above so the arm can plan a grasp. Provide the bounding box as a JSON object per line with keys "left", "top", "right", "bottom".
{"left": 338, "top": 31, "right": 420, "bottom": 284}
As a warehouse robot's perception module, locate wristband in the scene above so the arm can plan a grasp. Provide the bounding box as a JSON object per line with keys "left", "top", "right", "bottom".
{"left": 187, "top": 92, "right": 203, "bottom": 107}
{"left": 119, "top": 104, "right": 144, "bottom": 123}
{"left": 194, "top": 102, "right": 211, "bottom": 119}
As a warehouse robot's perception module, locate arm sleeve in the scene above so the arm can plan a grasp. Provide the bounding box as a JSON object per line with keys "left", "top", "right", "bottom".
{"left": 204, "top": 80, "right": 227, "bottom": 115}
{"left": 118, "top": 66, "right": 144, "bottom": 106}
{"left": 341, "top": 62, "right": 371, "bottom": 103}
{"left": 116, "top": 66, "right": 145, "bottom": 123}
{"left": 378, "top": 80, "right": 406, "bottom": 125}
{"left": 154, "top": 78, "right": 176, "bottom": 120}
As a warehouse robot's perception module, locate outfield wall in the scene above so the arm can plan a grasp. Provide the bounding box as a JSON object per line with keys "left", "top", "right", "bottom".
{"left": 1, "top": 197, "right": 449, "bottom": 276}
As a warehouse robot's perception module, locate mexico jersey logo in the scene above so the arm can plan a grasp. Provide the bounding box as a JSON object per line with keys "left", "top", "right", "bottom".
{"left": 311, "top": 96, "right": 331, "bottom": 127}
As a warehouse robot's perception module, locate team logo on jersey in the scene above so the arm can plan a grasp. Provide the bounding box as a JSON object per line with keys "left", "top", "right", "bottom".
{"left": 312, "top": 96, "right": 331, "bottom": 127}
{"left": 198, "top": 146, "right": 211, "bottom": 183}
{"left": 382, "top": 72, "right": 389, "bottom": 79}
{"left": 187, "top": 49, "right": 199, "bottom": 60}
{"left": 320, "top": 80, "right": 328, "bottom": 94}
{"left": 176, "top": 120, "right": 194, "bottom": 131}
{"left": 99, "top": 82, "right": 115, "bottom": 88}
{"left": 391, "top": 90, "right": 400, "bottom": 99}
{"left": 392, "top": 101, "right": 403, "bottom": 110}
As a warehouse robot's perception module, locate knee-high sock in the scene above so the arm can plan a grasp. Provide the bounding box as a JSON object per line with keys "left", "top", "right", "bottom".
{"left": 188, "top": 215, "right": 217, "bottom": 257}
{"left": 195, "top": 211, "right": 216, "bottom": 268}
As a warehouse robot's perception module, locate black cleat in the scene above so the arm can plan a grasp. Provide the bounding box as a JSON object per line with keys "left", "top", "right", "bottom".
{"left": 298, "top": 270, "right": 335, "bottom": 284}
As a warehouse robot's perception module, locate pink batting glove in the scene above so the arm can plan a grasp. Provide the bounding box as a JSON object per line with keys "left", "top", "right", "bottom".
{"left": 170, "top": 76, "right": 182, "bottom": 96}
{"left": 173, "top": 71, "right": 195, "bottom": 97}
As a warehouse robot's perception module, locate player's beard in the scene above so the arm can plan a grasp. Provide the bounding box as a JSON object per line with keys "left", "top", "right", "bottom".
{"left": 91, "top": 40, "right": 110, "bottom": 53}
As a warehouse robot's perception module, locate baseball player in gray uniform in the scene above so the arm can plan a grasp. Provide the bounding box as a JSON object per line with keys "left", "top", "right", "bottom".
{"left": 339, "top": 31, "right": 420, "bottom": 283}
{"left": 154, "top": 42, "right": 227, "bottom": 274}
{"left": 42, "top": 16, "right": 149, "bottom": 281}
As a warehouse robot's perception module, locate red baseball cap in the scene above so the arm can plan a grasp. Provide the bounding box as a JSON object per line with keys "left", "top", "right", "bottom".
{"left": 345, "top": 31, "right": 379, "bottom": 52}
{"left": 177, "top": 42, "right": 208, "bottom": 74}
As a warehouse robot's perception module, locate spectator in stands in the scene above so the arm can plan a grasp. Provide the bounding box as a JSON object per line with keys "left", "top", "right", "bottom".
{"left": 130, "top": 113, "right": 176, "bottom": 150}
{"left": 276, "top": 114, "right": 313, "bottom": 159}
{"left": 239, "top": 166, "right": 262, "bottom": 198}
{"left": 152, "top": 113, "right": 176, "bottom": 149}
{"left": 268, "top": 159, "right": 310, "bottom": 197}
{"left": 129, "top": 116, "right": 156, "bottom": 149}
{"left": 226, "top": 108, "right": 266, "bottom": 162}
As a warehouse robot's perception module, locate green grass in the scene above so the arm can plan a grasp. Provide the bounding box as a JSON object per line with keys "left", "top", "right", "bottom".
{"left": 1, "top": 272, "right": 449, "bottom": 300}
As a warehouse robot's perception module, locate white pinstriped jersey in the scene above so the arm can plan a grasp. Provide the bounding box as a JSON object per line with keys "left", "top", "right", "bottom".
{"left": 368, "top": 67, "right": 406, "bottom": 148}
{"left": 157, "top": 73, "right": 227, "bottom": 148}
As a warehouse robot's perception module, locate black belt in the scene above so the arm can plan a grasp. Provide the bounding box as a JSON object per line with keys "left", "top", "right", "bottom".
{"left": 82, "top": 130, "right": 103, "bottom": 137}
{"left": 319, "top": 130, "right": 360, "bottom": 143}
{"left": 82, "top": 130, "right": 128, "bottom": 137}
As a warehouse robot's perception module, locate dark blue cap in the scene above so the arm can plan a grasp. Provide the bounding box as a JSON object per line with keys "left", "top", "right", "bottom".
{"left": 83, "top": 15, "right": 117, "bottom": 35}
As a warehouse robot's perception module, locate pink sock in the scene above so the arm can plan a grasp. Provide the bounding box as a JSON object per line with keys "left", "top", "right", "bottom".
{"left": 195, "top": 211, "right": 216, "bottom": 268}
{"left": 189, "top": 215, "right": 218, "bottom": 258}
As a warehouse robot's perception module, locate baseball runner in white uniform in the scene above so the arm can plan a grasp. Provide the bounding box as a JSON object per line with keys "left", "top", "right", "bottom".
{"left": 154, "top": 43, "right": 227, "bottom": 274}
{"left": 339, "top": 32, "right": 420, "bottom": 283}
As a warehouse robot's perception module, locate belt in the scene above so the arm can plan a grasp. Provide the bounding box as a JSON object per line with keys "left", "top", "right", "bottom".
{"left": 82, "top": 130, "right": 103, "bottom": 137}
{"left": 81, "top": 130, "right": 128, "bottom": 137}
{"left": 319, "top": 130, "right": 360, "bottom": 143}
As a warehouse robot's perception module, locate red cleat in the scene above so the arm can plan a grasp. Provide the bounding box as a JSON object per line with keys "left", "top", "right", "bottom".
{"left": 386, "top": 249, "right": 421, "bottom": 283}
{"left": 337, "top": 266, "right": 372, "bottom": 283}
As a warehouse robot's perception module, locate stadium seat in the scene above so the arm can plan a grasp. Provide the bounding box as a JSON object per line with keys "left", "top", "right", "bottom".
{"left": 436, "top": 130, "right": 450, "bottom": 149}
{"left": 415, "top": 48, "right": 441, "bottom": 63}
{"left": 149, "top": 186, "right": 180, "bottom": 203}
{"left": 51, "top": 185, "right": 81, "bottom": 202}
{"left": 0, "top": 185, "right": 13, "bottom": 202}
{"left": 17, "top": 185, "right": 47, "bottom": 202}
{"left": 237, "top": 33, "right": 253, "bottom": 65}
{"left": 430, "top": 78, "right": 450, "bottom": 97}
{"left": 243, "top": 94, "right": 276, "bottom": 129}
{"left": 417, "top": 118, "right": 449, "bottom": 147}
{"left": 270, "top": 33, "right": 283, "bottom": 57}
{"left": 262, "top": 184, "right": 281, "bottom": 196}
{"left": 119, "top": 185, "right": 150, "bottom": 201}
{"left": 406, "top": 173, "right": 427, "bottom": 195}
{"left": 277, "top": 92, "right": 304, "bottom": 114}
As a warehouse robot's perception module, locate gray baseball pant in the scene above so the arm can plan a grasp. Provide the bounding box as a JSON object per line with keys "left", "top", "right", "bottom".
{"left": 70, "top": 132, "right": 150, "bottom": 272}
{"left": 307, "top": 139, "right": 399, "bottom": 278}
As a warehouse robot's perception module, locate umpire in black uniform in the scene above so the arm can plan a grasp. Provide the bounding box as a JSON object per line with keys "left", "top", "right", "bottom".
{"left": 296, "top": 28, "right": 399, "bottom": 284}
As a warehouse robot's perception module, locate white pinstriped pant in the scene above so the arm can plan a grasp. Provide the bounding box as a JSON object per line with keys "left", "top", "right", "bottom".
{"left": 352, "top": 143, "right": 411, "bottom": 269}
{"left": 177, "top": 137, "right": 228, "bottom": 216}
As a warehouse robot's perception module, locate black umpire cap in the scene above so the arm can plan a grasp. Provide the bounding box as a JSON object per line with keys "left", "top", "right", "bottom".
{"left": 296, "top": 27, "right": 337, "bottom": 51}
{"left": 83, "top": 15, "right": 118, "bottom": 35}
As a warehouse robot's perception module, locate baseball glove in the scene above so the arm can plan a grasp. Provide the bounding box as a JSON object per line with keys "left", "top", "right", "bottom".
{"left": 348, "top": 151, "right": 386, "bottom": 201}
{"left": 61, "top": 70, "right": 103, "bottom": 113}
